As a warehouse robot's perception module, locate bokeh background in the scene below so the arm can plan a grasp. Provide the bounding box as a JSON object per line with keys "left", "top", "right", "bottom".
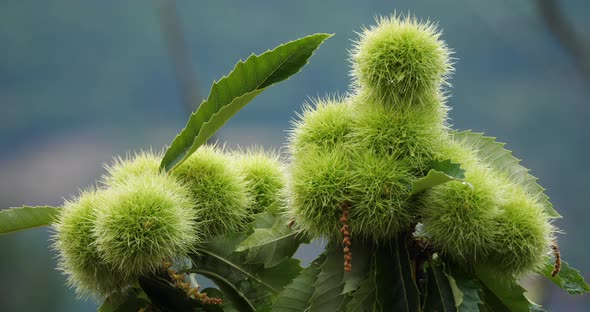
{"left": 1, "top": 0, "right": 589, "bottom": 310}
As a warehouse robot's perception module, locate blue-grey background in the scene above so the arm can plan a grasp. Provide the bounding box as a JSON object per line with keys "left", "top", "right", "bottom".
{"left": 1, "top": 0, "right": 588, "bottom": 310}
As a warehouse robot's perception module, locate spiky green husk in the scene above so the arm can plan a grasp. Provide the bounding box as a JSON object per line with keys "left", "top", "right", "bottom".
{"left": 101, "top": 151, "right": 161, "bottom": 187}
{"left": 351, "top": 15, "right": 452, "bottom": 105}
{"left": 288, "top": 97, "right": 354, "bottom": 155}
{"left": 419, "top": 161, "right": 504, "bottom": 264}
{"left": 233, "top": 148, "right": 286, "bottom": 214}
{"left": 173, "top": 145, "right": 251, "bottom": 238}
{"left": 288, "top": 146, "right": 354, "bottom": 238}
{"left": 94, "top": 173, "right": 199, "bottom": 275}
{"left": 348, "top": 152, "right": 414, "bottom": 239}
{"left": 349, "top": 92, "right": 448, "bottom": 171}
{"left": 484, "top": 187, "right": 554, "bottom": 277}
{"left": 52, "top": 189, "right": 129, "bottom": 300}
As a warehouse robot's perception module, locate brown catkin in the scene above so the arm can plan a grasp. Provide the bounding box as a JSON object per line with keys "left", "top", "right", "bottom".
{"left": 551, "top": 240, "right": 561, "bottom": 277}
{"left": 340, "top": 203, "right": 352, "bottom": 272}
{"left": 162, "top": 259, "right": 223, "bottom": 305}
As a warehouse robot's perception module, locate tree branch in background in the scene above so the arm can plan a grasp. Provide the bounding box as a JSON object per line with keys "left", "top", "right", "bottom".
{"left": 537, "top": 0, "right": 590, "bottom": 81}
{"left": 156, "top": 0, "right": 202, "bottom": 115}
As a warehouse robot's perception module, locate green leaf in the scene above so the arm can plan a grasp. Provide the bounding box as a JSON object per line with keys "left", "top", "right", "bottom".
{"left": 539, "top": 258, "right": 590, "bottom": 295}
{"left": 410, "top": 160, "right": 467, "bottom": 195}
{"left": 475, "top": 266, "right": 531, "bottom": 312}
{"left": 272, "top": 256, "right": 324, "bottom": 312}
{"left": 446, "top": 267, "right": 482, "bottom": 312}
{"left": 190, "top": 233, "right": 302, "bottom": 311}
{"left": 374, "top": 238, "right": 420, "bottom": 312}
{"left": 344, "top": 273, "right": 377, "bottom": 312}
{"left": 342, "top": 242, "right": 373, "bottom": 294}
{"left": 161, "top": 33, "right": 332, "bottom": 172}
{"left": 424, "top": 265, "right": 456, "bottom": 312}
{"left": 309, "top": 244, "right": 346, "bottom": 311}
{"left": 98, "top": 290, "right": 151, "bottom": 312}
{"left": 0, "top": 206, "right": 61, "bottom": 235}
{"left": 236, "top": 212, "right": 309, "bottom": 268}
{"left": 450, "top": 130, "right": 560, "bottom": 218}
{"left": 139, "top": 275, "right": 223, "bottom": 312}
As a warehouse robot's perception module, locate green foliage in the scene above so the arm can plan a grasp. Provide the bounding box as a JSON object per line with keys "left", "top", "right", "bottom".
{"left": 374, "top": 238, "right": 420, "bottom": 311}
{"left": 410, "top": 159, "right": 466, "bottom": 195}
{"left": 173, "top": 145, "right": 251, "bottom": 238}
{"left": 309, "top": 245, "right": 346, "bottom": 311}
{"left": 475, "top": 265, "right": 532, "bottom": 312}
{"left": 2, "top": 13, "right": 589, "bottom": 312}
{"left": 272, "top": 257, "right": 323, "bottom": 312}
{"left": 450, "top": 130, "right": 560, "bottom": 218}
{"left": 236, "top": 212, "right": 308, "bottom": 268}
{"left": 0, "top": 205, "right": 60, "bottom": 235}
{"left": 540, "top": 259, "right": 590, "bottom": 295}
{"left": 191, "top": 232, "right": 302, "bottom": 311}
{"left": 424, "top": 264, "right": 455, "bottom": 312}
{"left": 160, "top": 33, "right": 332, "bottom": 172}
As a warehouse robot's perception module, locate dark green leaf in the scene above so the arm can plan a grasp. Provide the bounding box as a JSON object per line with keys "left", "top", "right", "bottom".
{"left": 236, "top": 212, "right": 309, "bottom": 268}
{"left": 424, "top": 265, "right": 456, "bottom": 312}
{"left": 539, "top": 258, "right": 590, "bottom": 295}
{"left": 161, "top": 33, "right": 332, "bottom": 171}
{"left": 475, "top": 266, "right": 530, "bottom": 312}
{"left": 344, "top": 273, "right": 377, "bottom": 312}
{"left": 272, "top": 256, "right": 323, "bottom": 312}
{"left": 410, "top": 160, "right": 467, "bottom": 195}
{"left": 342, "top": 242, "right": 373, "bottom": 294}
{"left": 98, "top": 290, "right": 150, "bottom": 312}
{"left": 374, "top": 238, "right": 420, "bottom": 312}
{"left": 0, "top": 206, "right": 60, "bottom": 235}
{"left": 450, "top": 131, "right": 559, "bottom": 218}
{"left": 139, "top": 276, "right": 223, "bottom": 312}
{"left": 446, "top": 267, "right": 482, "bottom": 312}
{"left": 309, "top": 244, "right": 346, "bottom": 311}
{"left": 191, "top": 233, "right": 302, "bottom": 311}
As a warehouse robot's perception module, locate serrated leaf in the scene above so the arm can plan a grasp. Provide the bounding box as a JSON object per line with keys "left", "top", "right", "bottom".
{"left": 236, "top": 212, "right": 309, "bottom": 268}
{"left": 475, "top": 266, "right": 531, "bottom": 312}
{"left": 190, "top": 233, "right": 302, "bottom": 311}
{"left": 374, "top": 238, "right": 420, "bottom": 312}
{"left": 161, "top": 33, "right": 332, "bottom": 171}
{"left": 424, "top": 265, "right": 456, "bottom": 312}
{"left": 345, "top": 272, "right": 377, "bottom": 312}
{"left": 450, "top": 130, "right": 560, "bottom": 218}
{"left": 272, "top": 256, "right": 323, "bottom": 312}
{"left": 0, "top": 206, "right": 61, "bottom": 235}
{"left": 342, "top": 243, "right": 373, "bottom": 294}
{"left": 539, "top": 258, "right": 590, "bottom": 295}
{"left": 446, "top": 267, "right": 482, "bottom": 312}
{"left": 410, "top": 160, "right": 467, "bottom": 195}
{"left": 430, "top": 159, "right": 466, "bottom": 179}
{"left": 309, "top": 244, "right": 346, "bottom": 311}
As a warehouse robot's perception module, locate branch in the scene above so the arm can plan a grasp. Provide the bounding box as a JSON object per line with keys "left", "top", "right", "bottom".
{"left": 537, "top": 0, "right": 590, "bottom": 81}
{"left": 156, "top": 0, "right": 202, "bottom": 115}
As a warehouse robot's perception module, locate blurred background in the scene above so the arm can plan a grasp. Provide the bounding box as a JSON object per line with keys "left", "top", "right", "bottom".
{"left": 1, "top": 0, "right": 589, "bottom": 310}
